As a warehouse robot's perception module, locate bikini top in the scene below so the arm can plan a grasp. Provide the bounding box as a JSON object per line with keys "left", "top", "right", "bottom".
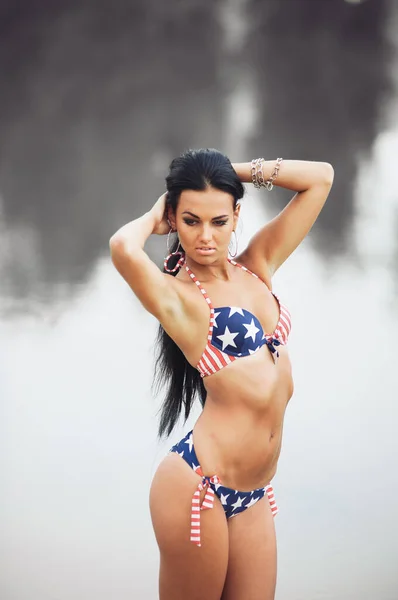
{"left": 184, "top": 258, "right": 292, "bottom": 378}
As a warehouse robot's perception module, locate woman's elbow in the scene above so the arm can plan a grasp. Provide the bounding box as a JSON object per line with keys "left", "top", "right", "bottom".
{"left": 109, "top": 233, "right": 127, "bottom": 257}
{"left": 321, "top": 162, "right": 334, "bottom": 186}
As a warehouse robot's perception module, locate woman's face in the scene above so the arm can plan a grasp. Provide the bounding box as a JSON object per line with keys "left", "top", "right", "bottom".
{"left": 169, "top": 186, "right": 240, "bottom": 264}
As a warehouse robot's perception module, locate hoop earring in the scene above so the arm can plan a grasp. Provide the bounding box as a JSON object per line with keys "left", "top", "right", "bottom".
{"left": 228, "top": 230, "right": 238, "bottom": 258}
{"left": 164, "top": 228, "right": 185, "bottom": 273}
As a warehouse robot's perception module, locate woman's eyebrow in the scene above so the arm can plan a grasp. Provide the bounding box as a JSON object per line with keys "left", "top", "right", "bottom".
{"left": 182, "top": 211, "right": 229, "bottom": 219}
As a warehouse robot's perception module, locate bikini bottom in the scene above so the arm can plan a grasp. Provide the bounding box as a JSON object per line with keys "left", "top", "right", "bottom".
{"left": 169, "top": 429, "right": 278, "bottom": 547}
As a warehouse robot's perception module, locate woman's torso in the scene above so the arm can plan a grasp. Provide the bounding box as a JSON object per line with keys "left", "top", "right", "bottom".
{"left": 168, "top": 255, "right": 294, "bottom": 490}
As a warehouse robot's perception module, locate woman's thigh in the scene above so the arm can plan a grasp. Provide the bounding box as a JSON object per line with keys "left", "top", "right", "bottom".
{"left": 221, "top": 496, "right": 277, "bottom": 600}
{"left": 149, "top": 453, "right": 229, "bottom": 600}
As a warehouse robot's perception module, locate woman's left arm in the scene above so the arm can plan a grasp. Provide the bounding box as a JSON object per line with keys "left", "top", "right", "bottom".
{"left": 232, "top": 160, "right": 334, "bottom": 276}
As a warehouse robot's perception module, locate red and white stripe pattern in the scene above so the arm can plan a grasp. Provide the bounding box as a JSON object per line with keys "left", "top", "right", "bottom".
{"left": 184, "top": 259, "right": 292, "bottom": 378}
{"left": 265, "top": 293, "right": 291, "bottom": 346}
{"left": 190, "top": 469, "right": 221, "bottom": 547}
{"left": 264, "top": 484, "right": 279, "bottom": 517}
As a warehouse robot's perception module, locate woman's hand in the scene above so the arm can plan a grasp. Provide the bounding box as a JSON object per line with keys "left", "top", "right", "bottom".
{"left": 150, "top": 192, "right": 171, "bottom": 235}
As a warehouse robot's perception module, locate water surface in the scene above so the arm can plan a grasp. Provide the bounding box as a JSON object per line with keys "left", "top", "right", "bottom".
{"left": 1, "top": 1, "right": 397, "bottom": 598}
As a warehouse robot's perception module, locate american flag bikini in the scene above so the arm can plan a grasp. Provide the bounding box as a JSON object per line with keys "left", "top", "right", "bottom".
{"left": 168, "top": 259, "right": 293, "bottom": 546}
{"left": 184, "top": 258, "right": 292, "bottom": 377}
{"left": 170, "top": 431, "right": 279, "bottom": 547}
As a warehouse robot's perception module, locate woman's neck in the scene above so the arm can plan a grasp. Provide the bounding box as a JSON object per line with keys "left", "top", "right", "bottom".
{"left": 183, "top": 255, "right": 233, "bottom": 282}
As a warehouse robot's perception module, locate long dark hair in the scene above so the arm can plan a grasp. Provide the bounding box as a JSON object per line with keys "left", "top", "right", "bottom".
{"left": 153, "top": 148, "right": 245, "bottom": 438}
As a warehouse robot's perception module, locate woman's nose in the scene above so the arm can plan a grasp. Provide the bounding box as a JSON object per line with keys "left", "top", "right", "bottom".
{"left": 199, "top": 225, "right": 212, "bottom": 243}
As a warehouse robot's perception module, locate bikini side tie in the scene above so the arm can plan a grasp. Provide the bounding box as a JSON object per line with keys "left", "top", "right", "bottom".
{"left": 190, "top": 472, "right": 221, "bottom": 547}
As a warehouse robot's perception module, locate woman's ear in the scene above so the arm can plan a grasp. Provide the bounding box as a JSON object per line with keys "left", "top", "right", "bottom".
{"left": 167, "top": 205, "right": 177, "bottom": 230}
{"left": 233, "top": 202, "right": 241, "bottom": 228}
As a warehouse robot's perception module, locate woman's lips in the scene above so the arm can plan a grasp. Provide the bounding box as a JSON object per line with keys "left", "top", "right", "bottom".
{"left": 196, "top": 247, "right": 216, "bottom": 255}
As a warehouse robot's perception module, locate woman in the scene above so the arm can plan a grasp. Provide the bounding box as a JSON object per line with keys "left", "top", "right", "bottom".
{"left": 109, "top": 149, "right": 334, "bottom": 600}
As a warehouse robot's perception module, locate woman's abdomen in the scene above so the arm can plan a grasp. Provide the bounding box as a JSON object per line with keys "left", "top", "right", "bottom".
{"left": 193, "top": 349, "right": 293, "bottom": 490}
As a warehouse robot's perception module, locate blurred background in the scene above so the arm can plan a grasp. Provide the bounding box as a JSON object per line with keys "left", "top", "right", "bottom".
{"left": 1, "top": 0, "right": 398, "bottom": 598}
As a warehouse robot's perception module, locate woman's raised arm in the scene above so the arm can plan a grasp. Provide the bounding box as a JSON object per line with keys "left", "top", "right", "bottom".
{"left": 233, "top": 160, "right": 334, "bottom": 276}
{"left": 109, "top": 193, "right": 182, "bottom": 320}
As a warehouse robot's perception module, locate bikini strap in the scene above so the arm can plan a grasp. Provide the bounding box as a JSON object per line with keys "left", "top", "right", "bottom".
{"left": 184, "top": 264, "right": 216, "bottom": 342}
{"left": 227, "top": 257, "right": 260, "bottom": 280}
{"left": 184, "top": 264, "right": 214, "bottom": 309}
{"left": 228, "top": 257, "right": 276, "bottom": 296}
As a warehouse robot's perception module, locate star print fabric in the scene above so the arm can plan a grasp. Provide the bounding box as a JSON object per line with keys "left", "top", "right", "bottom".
{"left": 212, "top": 307, "right": 267, "bottom": 356}
{"left": 169, "top": 430, "right": 278, "bottom": 546}
{"left": 183, "top": 259, "right": 291, "bottom": 378}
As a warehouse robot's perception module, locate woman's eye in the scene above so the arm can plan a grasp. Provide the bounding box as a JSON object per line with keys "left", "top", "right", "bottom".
{"left": 183, "top": 219, "right": 227, "bottom": 226}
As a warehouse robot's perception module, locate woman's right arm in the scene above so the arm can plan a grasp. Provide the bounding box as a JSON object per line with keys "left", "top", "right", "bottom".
{"left": 109, "top": 193, "right": 181, "bottom": 321}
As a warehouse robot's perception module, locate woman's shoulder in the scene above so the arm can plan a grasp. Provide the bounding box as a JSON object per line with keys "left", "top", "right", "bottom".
{"left": 172, "top": 267, "right": 211, "bottom": 317}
